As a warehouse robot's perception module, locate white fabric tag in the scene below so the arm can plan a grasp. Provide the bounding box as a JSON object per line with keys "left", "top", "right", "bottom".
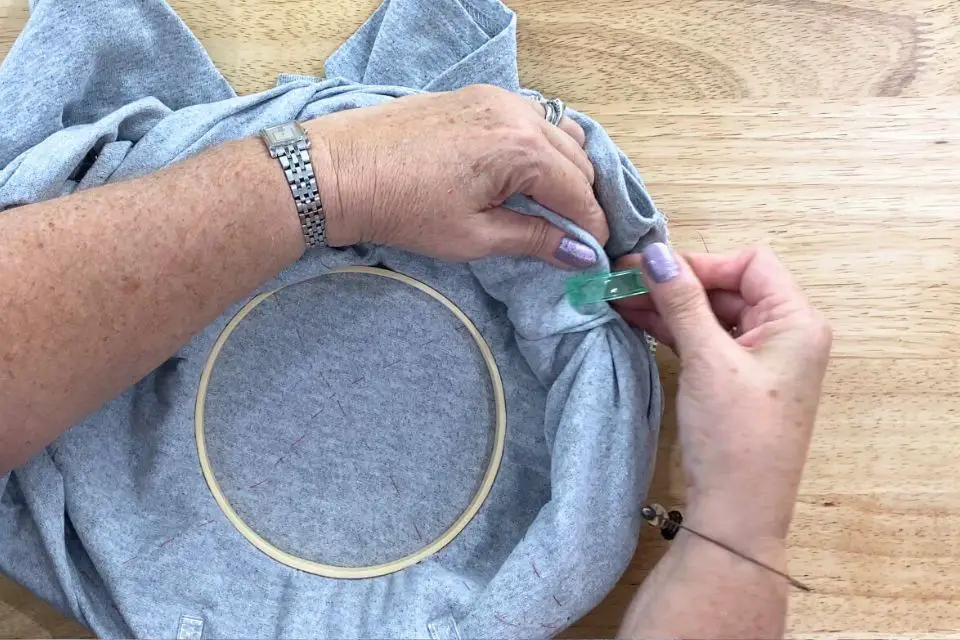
{"left": 427, "top": 613, "right": 463, "bottom": 640}
{"left": 177, "top": 614, "right": 205, "bottom": 640}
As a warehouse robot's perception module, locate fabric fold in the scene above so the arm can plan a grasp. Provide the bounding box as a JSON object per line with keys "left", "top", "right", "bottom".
{"left": 325, "top": 0, "right": 518, "bottom": 91}
{"left": 0, "top": 0, "right": 232, "bottom": 168}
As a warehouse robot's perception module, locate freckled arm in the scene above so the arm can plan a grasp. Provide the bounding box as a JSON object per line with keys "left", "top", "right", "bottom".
{"left": 0, "top": 139, "right": 304, "bottom": 473}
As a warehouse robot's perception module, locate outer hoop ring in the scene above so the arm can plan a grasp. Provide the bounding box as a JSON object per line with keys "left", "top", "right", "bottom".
{"left": 195, "top": 266, "right": 507, "bottom": 579}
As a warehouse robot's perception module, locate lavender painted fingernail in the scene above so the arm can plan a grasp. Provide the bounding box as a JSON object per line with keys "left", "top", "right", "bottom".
{"left": 555, "top": 237, "right": 597, "bottom": 269}
{"left": 642, "top": 242, "right": 679, "bottom": 283}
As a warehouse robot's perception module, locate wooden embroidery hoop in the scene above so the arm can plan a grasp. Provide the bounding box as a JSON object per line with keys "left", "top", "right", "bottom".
{"left": 195, "top": 266, "right": 507, "bottom": 579}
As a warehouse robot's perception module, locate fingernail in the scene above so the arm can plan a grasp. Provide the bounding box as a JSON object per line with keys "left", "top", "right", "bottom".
{"left": 642, "top": 242, "right": 679, "bottom": 283}
{"left": 555, "top": 237, "right": 597, "bottom": 269}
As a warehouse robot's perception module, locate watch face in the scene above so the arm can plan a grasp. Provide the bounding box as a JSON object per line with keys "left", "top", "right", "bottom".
{"left": 262, "top": 122, "right": 303, "bottom": 146}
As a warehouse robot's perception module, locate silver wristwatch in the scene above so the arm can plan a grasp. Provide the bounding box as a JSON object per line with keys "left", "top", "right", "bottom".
{"left": 260, "top": 121, "right": 326, "bottom": 248}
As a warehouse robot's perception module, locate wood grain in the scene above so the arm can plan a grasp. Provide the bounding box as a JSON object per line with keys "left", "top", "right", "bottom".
{"left": 2, "top": 0, "right": 960, "bottom": 637}
{"left": 0, "top": 579, "right": 89, "bottom": 639}
{"left": 5, "top": 0, "right": 956, "bottom": 99}
{"left": 565, "top": 98, "right": 960, "bottom": 636}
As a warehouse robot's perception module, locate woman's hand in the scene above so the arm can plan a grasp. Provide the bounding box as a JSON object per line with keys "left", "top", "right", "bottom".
{"left": 615, "top": 244, "right": 832, "bottom": 539}
{"left": 303, "top": 85, "right": 608, "bottom": 268}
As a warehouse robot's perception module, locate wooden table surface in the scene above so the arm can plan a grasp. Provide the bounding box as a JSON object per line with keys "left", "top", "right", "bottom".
{"left": 2, "top": 0, "right": 959, "bottom": 637}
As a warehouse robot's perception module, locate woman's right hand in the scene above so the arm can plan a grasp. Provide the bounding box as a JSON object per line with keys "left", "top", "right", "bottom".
{"left": 303, "top": 85, "right": 608, "bottom": 269}
{"left": 615, "top": 244, "right": 832, "bottom": 540}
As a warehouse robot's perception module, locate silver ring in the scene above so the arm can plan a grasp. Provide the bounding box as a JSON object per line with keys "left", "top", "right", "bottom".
{"left": 533, "top": 95, "right": 566, "bottom": 126}
{"left": 545, "top": 98, "right": 566, "bottom": 126}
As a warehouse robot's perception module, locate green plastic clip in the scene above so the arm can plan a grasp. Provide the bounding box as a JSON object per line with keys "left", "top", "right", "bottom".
{"left": 566, "top": 268, "right": 649, "bottom": 309}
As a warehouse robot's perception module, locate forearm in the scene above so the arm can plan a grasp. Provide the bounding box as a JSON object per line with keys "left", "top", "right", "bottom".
{"left": 620, "top": 502, "right": 790, "bottom": 639}
{"left": 0, "top": 137, "right": 304, "bottom": 472}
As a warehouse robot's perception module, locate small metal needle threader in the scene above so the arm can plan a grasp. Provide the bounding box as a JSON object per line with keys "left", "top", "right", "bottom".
{"left": 641, "top": 503, "right": 812, "bottom": 592}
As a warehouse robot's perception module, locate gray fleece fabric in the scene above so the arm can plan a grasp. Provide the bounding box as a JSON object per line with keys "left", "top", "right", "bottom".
{"left": 0, "top": 0, "right": 667, "bottom": 637}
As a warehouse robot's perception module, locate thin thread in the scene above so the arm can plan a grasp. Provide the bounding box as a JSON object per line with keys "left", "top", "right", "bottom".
{"left": 641, "top": 504, "right": 811, "bottom": 592}
{"left": 390, "top": 475, "right": 401, "bottom": 496}
{"left": 494, "top": 614, "right": 520, "bottom": 628}
{"left": 697, "top": 230, "right": 711, "bottom": 253}
{"left": 676, "top": 521, "right": 811, "bottom": 592}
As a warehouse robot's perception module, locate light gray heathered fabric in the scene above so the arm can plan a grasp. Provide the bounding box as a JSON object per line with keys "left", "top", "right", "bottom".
{"left": 0, "top": 0, "right": 667, "bottom": 637}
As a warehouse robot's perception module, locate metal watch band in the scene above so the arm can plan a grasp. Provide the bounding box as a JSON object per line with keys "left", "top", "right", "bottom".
{"left": 260, "top": 122, "right": 326, "bottom": 248}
